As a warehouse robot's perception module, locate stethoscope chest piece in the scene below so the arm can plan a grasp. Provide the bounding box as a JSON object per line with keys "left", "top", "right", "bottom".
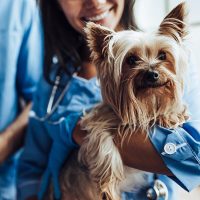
{"left": 146, "top": 179, "right": 168, "bottom": 200}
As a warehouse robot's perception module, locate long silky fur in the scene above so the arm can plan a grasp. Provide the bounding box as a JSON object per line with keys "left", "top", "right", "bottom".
{"left": 49, "top": 3, "right": 190, "bottom": 200}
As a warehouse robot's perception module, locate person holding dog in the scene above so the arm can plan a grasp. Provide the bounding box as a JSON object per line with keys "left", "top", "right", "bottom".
{"left": 17, "top": 0, "right": 200, "bottom": 200}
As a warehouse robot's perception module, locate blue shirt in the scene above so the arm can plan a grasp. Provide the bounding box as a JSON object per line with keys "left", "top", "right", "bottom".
{"left": 0, "top": 0, "right": 43, "bottom": 199}
{"left": 17, "top": 56, "right": 200, "bottom": 200}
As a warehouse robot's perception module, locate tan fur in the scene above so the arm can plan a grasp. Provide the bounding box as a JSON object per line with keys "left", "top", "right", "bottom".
{"left": 48, "top": 2, "right": 190, "bottom": 200}
{"left": 158, "top": 2, "right": 188, "bottom": 42}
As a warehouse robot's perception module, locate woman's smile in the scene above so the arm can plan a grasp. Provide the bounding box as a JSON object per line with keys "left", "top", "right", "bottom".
{"left": 58, "top": 0, "right": 124, "bottom": 32}
{"left": 82, "top": 9, "right": 111, "bottom": 22}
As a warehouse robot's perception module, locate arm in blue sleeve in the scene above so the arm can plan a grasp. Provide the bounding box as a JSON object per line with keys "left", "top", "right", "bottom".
{"left": 149, "top": 55, "right": 200, "bottom": 191}
{"left": 17, "top": 117, "right": 52, "bottom": 200}
{"left": 38, "top": 112, "right": 80, "bottom": 200}
{"left": 17, "top": 111, "right": 81, "bottom": 200}
{"left": 16, "top": 0, "right": 43, "bottom": 102}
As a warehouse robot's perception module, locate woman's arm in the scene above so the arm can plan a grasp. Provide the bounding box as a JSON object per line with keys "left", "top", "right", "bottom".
{"left": 114, "top": 130, "right": 174, "bottom": 176}
{"left": 73, "top": 122, "right": 173, "bottom": 176}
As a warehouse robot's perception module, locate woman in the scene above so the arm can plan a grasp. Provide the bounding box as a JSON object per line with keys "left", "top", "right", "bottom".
{"left": 17, "top": 0, "right": 200, "bottom": 200}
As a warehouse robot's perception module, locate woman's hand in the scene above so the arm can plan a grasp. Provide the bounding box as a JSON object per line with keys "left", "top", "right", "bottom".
{"left": 72, "top": 120, "right": 87, "bottom": 146}
{"left": 0, "top": 132, "right": 9, "bottom": 164}
{"left": 0, "top": 103, "right": 31, "bottom": 164}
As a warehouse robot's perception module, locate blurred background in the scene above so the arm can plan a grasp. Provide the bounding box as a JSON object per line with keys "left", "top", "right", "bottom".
{"left": 134, "top": 0, "right": 200, "bottom": 70}
{"left": 134, "top": 0, "right": 200, "bottom": 199}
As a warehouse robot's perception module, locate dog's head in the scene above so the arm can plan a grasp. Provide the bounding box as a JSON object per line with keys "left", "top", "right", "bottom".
{"left": 85, "top": 2, "right": 188, "bottom": 129}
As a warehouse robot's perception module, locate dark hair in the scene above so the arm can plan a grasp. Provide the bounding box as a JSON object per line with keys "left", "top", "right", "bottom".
{"left": 38, "top": 0, "right": 138, "bottom": 83}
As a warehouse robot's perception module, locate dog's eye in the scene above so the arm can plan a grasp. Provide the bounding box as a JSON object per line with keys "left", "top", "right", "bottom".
{"left": 126, "top": 55, "right": 139, "bottom": 66}
{"left": 158, "top": 51, "right": 166, "bottom": 60}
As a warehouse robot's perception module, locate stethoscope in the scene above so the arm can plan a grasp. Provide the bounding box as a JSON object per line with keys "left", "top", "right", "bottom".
{"left": 146, "top": 174, "right": 169, "bottom": 200}
{"left": 29, "top": 56, "right": 74, "bottom": 122}
{"left": 29, "top": 57, "right": 87, "bottom": 124}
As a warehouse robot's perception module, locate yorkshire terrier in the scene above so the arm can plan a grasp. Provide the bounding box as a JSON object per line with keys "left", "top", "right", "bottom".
{"left": 49, "top": 2, "right": 189, "bottom": 200}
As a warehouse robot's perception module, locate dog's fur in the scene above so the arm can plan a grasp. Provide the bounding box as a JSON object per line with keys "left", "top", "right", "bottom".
{"left": 49, "top": 2, "right": 189, "bottom": 200}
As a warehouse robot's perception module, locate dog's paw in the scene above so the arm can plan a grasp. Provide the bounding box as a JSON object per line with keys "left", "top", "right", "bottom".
{"left": 157, "top": 105, "right": 189, "bottom": 128}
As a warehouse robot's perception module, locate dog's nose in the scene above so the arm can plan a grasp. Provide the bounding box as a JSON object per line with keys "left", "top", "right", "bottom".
{"left": 146, "top": 71, "right": 159, "bottom": 82}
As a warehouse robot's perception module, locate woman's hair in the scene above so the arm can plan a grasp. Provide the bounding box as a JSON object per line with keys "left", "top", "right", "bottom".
{"left": 37, "top": 0, "right": 138, "bottom": 83}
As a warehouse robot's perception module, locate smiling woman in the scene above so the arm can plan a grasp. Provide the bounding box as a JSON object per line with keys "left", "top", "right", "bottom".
{"left": 17, "top": 1, "right": 200, "bottom": 200}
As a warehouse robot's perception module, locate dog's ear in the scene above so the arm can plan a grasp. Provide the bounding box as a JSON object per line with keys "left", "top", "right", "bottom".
{"left": 158, "top": 2, "right": 188, "bottom": 41}
{"left": 84, "top": 22, "right": 114, "bottom": 60}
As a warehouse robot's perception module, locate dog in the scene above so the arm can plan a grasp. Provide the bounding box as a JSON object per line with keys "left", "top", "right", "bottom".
{"left": 50, "top": 2, "right": 189, "bottom": 200}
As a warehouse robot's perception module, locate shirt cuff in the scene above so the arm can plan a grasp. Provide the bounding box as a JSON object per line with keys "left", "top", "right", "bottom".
{"left": 148, "top": 124, "right": 200, "bottom": 191}
{"left": 17, "top": 180, "right": 40, "bottom": 200}
{"left": 60, "top": 112, "right": 83, "bottom": 148}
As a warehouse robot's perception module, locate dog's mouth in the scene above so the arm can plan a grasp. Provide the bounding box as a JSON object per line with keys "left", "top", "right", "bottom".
{"left": 137, "top": 80, "right": 170, "bottom": 90}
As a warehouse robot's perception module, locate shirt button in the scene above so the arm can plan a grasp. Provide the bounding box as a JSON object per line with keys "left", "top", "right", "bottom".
{"left": 164, "top": 143, "right": 177, "bottom": 155}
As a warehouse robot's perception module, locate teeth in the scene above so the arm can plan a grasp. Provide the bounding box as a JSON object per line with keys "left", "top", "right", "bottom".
{"left": 86, "top": 11, "right": 109, "bottom": 22}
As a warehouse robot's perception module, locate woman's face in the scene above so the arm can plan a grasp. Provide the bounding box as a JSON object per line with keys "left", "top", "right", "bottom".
{"left": 58, "top": 0, "right": 125, "bottom": 33}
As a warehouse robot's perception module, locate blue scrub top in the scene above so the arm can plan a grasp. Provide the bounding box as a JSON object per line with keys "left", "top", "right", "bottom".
{"left": 0, "top": 0, "right": 43, "bottom": 199}
{"left": 17, "top": 55, "right": 200, "bottom": 200}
